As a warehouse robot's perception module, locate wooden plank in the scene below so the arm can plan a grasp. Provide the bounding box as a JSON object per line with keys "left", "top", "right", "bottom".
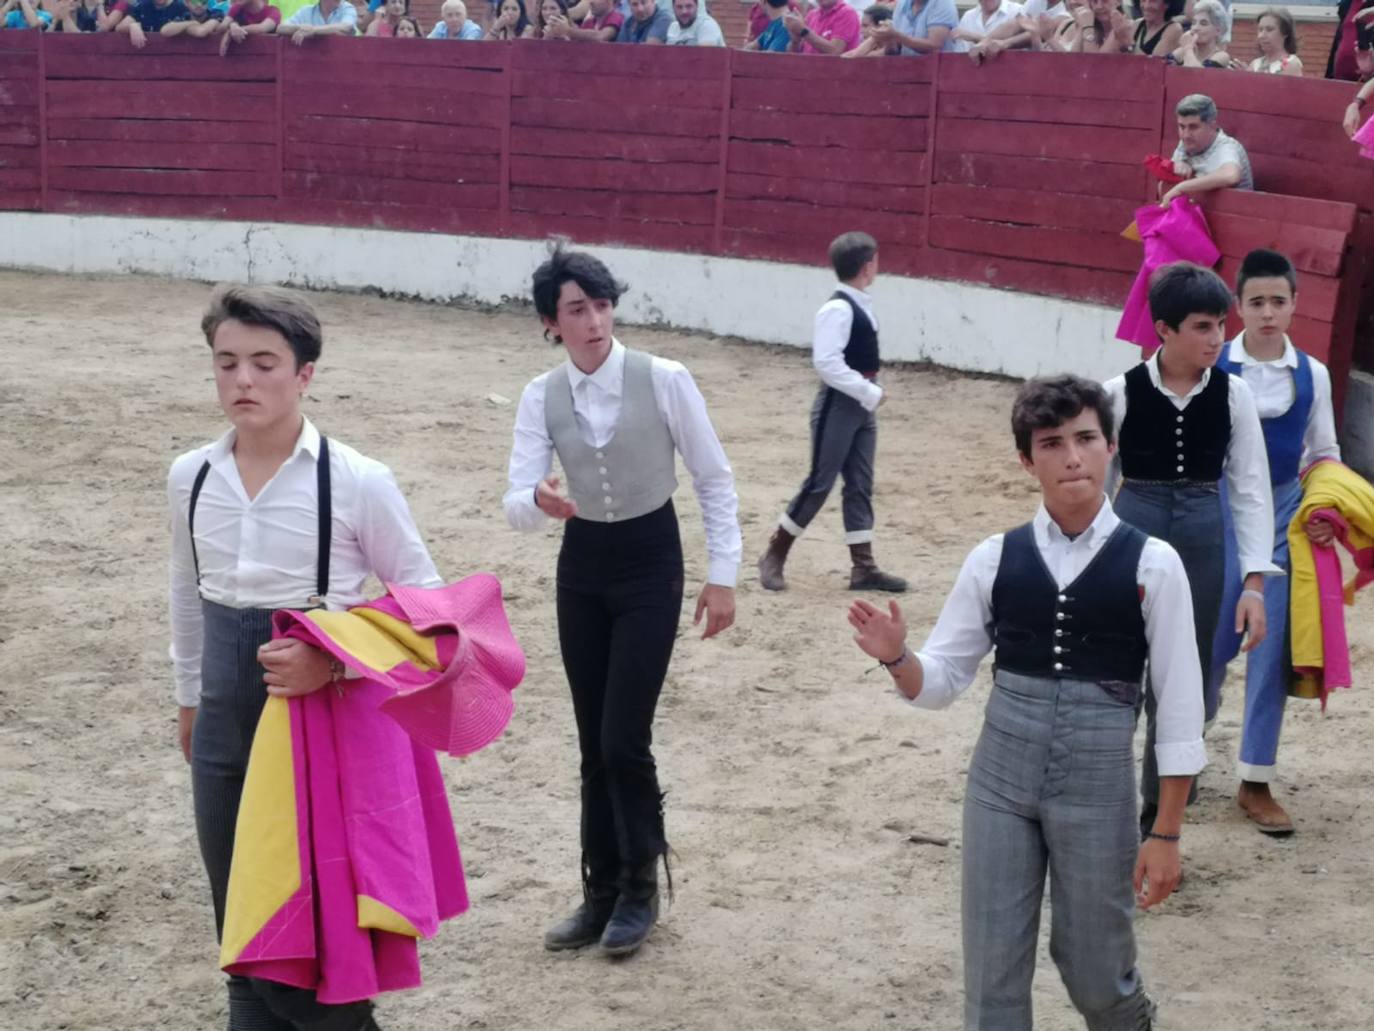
{"left": 510, "top": 126, "right": 719, "bottom": 164}
{"left": 731, "top": 108, "right": 927, "bottom": 153}
{"left": 939, "top": 50, "right": 1163, "bottom": 101}
{"left": 47, "top": 167, "right": 273, "bottom": 198}
{"left": 43, "top": 191, "right": 278, "bottom": 220}
{"left": 284, "top": 35, "right": 507, "bottom": 71}
{"left": 0, "top": 144, "right": 40, "bottom": 169}
{"left": 281, "top": 170, "right": 499, "bottom": 209}
{"left": 286, "top": 115, "right": 502, "bottom": 154}
{"left": 938, "top": 92, "right": 1157, "bottom": 131}
{"left": 0, "top": 55, "right": 38, "bottom": 79}
{"left": 43, "top": 52, "right": 277, "bottom": 82}
{"left": 47, "top": 139, "right": 276, "bottom": 173}
{"left": 508, "top": 209, "right": 718, "bottom": 252}
{"left": 726, "top": 171, "right": 924, "bottom": 214}
{"left": 286, "top": 142, "right": 500, "bottom": 184}
{"left": 284, "top": 62, "right": 507, "bottom": 95}
{"left": 932, "top": 183, "right": 1137, "bottom": 234}
{"left": 509, "top": 153, "right": 718, "bottom": 192}
{"left": 1165, "top": 65, "right": 1361, "bottom": 125}
{"left": 931, "top": 150, "right": 1147, "bottom": 200}
{"left": 0, "top": 33, "right": 39, "bottom": 54}
{"left": 937, "top": 118, "right": 1158, "bottom": 166}
{"left": 728, "top": 140, "right": 924, "bottom": 187}
{"left": 511, "top": 96, "right": 721, "bottom": 138}
{"left": 731, "top": 77, "right": 930, "bottom": 118}
{"left": 731, "top": 49, "right": 933, "bottom": 83}
{"left": 928, "top": 214, "right": 1141, "bottom": 272}
{"left": 1242, "top": 154, "right": 1374, "bottom": 212}
{"left": 921, "top": 247, "right": 1136, "bottom": 307}
{"left": 47, "top": 117, "right": 278, "bottom": 145}
{"left": 1202, "top": 189, "right": 1357, "bottom": 235}
{"left": 277, "top": 200, "right": 505, "bottom": 238}
{"left": 721, "top": 226, "right": 925, "bottom": 272}
{"left": 1219, "top": 108, "right": 1374, "bottom": 170}
{"left": 0, "top": 79, "right": 39, "bottom": 108}
{"left": 0, "top": 187, "right": 41, "bottom": 211}
{"left": 283, "top": 88, "right": 508, "bottom": 129}
{"left": 46, "top": 81, "right": 275, "bottom": 122}
{"left": 1206, "top": 211, "right": 1348, "bottom": 278}
{"left": 0, "top": 168, "right": 40, "bottom": 189}
{"left": 510, "top": 40, "right": 726, "bottom": 80}
{"left": 510, "top": 186, "right": 717, "bottom": 225}
{"left": 0, "top": 122, "right": 39, "bottom": 146}
{"left": 725, "top": 198, "right": 924, "bottom": 246}
{"left": 511, "top": 69, "right": 721, "bottom": 109}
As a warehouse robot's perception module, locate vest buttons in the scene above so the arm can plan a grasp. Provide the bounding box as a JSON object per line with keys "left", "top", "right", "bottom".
{"left": 1056, "top": 612, "right": 1065, "bottom": 621}
{"left": 1057, "top": 593, "right": 1066, "bottom": 603}
{"left": 599, "top": 466, "right": 608, "bottom": 475}
{"left": 605, "top": 512, "right": 615, "bottom": 521}
{"left": 1176, "top": 414, "right": 1184, "bottom": 423}
{"left": 604, "top": 495, "right": 613, "bottom": 504}
{"left": 1053, "top": 646, "right": 1062, "bottom": 654}
{"left": 602, "top": 482, "right": 611, "bottom": 490}
{"left": 1175, "top": 428, "right": 1183, "bottom": 436}
{"left": 1055, "top": 629, "right": 1063, "bottom": 637}
{"left": 595, "top": 451, "right": 605, "bottom": 459}
{"left": 1053, "top": 662, "right": 1064, "bottom": 672}
{"left": 1176, "top": 465, "right": 1185, "bottom": 473}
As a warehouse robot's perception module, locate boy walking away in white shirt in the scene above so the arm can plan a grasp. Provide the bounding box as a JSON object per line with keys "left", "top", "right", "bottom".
{"left": 758, "top": 231, "right": 907, "bottom": 594}
{"left": 1210, "top": 248, "right": 1341, "bottom": 835}
{"left": 168, "top": 285, "right": 442, "bottom": 1031}
{"left": 850, "top": 375, "right": 1203, "bottom": 1031}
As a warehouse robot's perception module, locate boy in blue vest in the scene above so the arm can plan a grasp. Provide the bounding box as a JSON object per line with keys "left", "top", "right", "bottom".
{"left": 1210, "top": 249, "right": 1341, "bottom": 835}
{"left": 1103, "top": 262, "right": 1275, "bottom": 837}
{"left": 757, "top": 231, "right": 907, "bottom": 593}
{"left": 850, "top": 375, "right": 1202, "bottom": 1030}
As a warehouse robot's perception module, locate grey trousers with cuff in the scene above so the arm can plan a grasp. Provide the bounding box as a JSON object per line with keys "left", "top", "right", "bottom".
{"left": 782, "top": 385, "right": 876, "bottom": 542}
{"left": 962, "top": 670, "right": 1155, "bottom": 1031}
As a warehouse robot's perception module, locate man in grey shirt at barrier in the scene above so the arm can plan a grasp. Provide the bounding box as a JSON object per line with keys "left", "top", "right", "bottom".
{"left": 620, "top": 0, "right": 671, "bottom": 41}
{"left": 1162, "top": 93, "right": 1255, "bottom": 206}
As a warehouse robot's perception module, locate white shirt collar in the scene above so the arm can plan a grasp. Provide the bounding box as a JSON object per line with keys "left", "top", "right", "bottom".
{"left": 1145, "top": 349, "right": 1212, "bottom": 400}
{"left": 207, "top": 416, "right": 320, "bottom": 469}
{"left": 1226, "top": 333, "right": 1297, "bottom": 369}
{"left": 565, "top": 338, "right": 625, "bottom": 395}
{"left": 835, "top": 282, "right": 871, "bottom": 305}
{"left": 1031, "top": 495, "right": 1118, "bottom": 549}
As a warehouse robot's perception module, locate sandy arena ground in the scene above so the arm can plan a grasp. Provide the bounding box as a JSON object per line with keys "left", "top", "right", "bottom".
{"left": 0, "top": 268, "right": 1371, "bottom": 1031}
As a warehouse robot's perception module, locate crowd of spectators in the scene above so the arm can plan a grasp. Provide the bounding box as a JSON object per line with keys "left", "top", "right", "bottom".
{"left": 2, "top": 0, "right": 1369, "bottom": 82}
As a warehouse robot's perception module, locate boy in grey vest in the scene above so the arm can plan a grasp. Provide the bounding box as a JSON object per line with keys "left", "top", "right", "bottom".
{"left": 503, "top": 247, "right": 742, "bottom": 957}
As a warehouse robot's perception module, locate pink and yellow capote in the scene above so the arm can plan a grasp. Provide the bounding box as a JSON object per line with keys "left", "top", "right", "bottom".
{"left": 219, "top": 575, "right": 525, "bottom": 1004}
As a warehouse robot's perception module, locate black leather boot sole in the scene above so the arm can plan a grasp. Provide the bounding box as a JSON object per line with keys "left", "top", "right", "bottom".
{"left": 544, "top": 901, "right": 615, "bottom": 951}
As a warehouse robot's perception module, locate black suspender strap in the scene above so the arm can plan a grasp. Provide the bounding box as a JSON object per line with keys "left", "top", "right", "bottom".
{"left": 188, "top": 460, "right": 212, "bottom": 589}
{"left": 185, "top": 435, "right": 332, "bottom": 605}
{"left": 314, "top": 436, "right": 332, "bottom": 605}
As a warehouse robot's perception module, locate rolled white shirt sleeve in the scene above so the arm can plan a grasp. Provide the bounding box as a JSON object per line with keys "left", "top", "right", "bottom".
{"left": 911, "top": 537, "right": 1000, "bottom": 710}
{"left": 654, "top": 361, "right": 743, "bottom": 587}
{"left": 1301, "top": 360, "right": 1341, "bottom": 467}
{"left": 356, "top": 465, "right": 443, "bottom": 591}
{"left": 813, "top": 300, "right": 883, "bottom": 412}
{"left": 168, "top": 455, "right": 207, "bottom": 708}
{"left": 1225, "top": 377, "right": 1280, "bottom": 577}
{"left": 503, "top": 376, "right": 555, "bottom": 532}
{"left": 1139, "top": 539, "right": 1207, "bottom": 776}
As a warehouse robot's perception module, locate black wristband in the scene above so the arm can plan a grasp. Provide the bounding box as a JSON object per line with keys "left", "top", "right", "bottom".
{"left": 1145, "top": 831, "right": 1180, "bottom": 842}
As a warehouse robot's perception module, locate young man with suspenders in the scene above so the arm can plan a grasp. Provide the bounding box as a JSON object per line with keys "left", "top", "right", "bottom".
{"left": 504, "top": 247, "right": 741, "bottom": 957}
{"left": 169, "top": 285, "right": 442, "bottom": 1031}
{"left": 850, "top": 375, "right": 1203, "bottom": 1031}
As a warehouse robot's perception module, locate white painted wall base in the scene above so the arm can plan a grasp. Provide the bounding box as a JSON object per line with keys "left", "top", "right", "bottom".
{"left": 0, "top": 211, "right": 1144, "bottom": 383}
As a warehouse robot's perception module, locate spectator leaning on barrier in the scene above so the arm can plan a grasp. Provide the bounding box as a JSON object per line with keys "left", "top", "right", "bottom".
{"left": 744, "top": 0, "right": 790, "bottom": 48}
{"left": 487, "top": 0, "right": 533, "bottom": 38}
{"left": 879, "top": 0, "right": 959, "bottom": 55}
{"left": 366, "top": 0, "right": 406, "bottom": 34}
{"left": 1249, "top": 6, "right": 1302, "bottom": 74}
{"left": 1168, "top": 0, "right": 1230, "bottom": 67}
{"left": 1068, "top": 0, "right": 1135, "bottom": 53}
{"left": 535, "top": 0, "right": 571, "bottom": 37}
{"left": 844, "top": 3, "right": 902, "bottom": 55}
{"left": 428, "top": 0, "right": 481, "bottom": 35}
{"left": 1164, "top": 93, "right": 1254, "bottom": 204}
{"left": 50, "top": 0, "right": 113, "bottom": 32}
{"left": 175, "top": 0, "right": 228, "bottom": 35}
{"left": 117, "top": 0, "right": 193, "bottom": 46}
{"left": 620, "top": 0, "right": 669, "bottom": 41}
{"left": 283, "top": 0, "right": 357, "bottom": 41}
{"left": 785, "top": 0, "right": 858, "bottom": 53}
{"left": 951, "top": 0, "right": 1022, "bottom": 52}
{"left": 966, "top": 0, "right": 1067, "bottom": 61}
{"left": 2, "top": 0, "right": 52, "bottom": 27}
{"left": 1131, "top": 0, "right": 1183, "bottom": 55}
{"left": 395, "top": 12, "right": 417, "bottom": 32}
{"left": 666, "top": 0, "right": 723, "bottom": 43}
{"left": 1327, "top": 0, "right": 1374, "bottom": 81}
{"left": 219, "top": 0, "right": 280, "bottom": 54}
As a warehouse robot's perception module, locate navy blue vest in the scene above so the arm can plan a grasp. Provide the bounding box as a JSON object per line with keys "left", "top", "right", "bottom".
{"left": 832, "top": 291, "right": 880, "bottom": 375}
{"left": 1216, "top": 345, "right": 1313, "bottom": 487}
{"left": 1118, "top": 363, "right": 1230, "bottom": 482}
{"left": 990, "top": 521, "right": 1149, "bottom": 688}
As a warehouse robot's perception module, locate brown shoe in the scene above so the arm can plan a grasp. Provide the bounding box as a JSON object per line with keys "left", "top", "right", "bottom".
{"left": 1238, "top": 782, "right": 1294, "bottom": 836}
{"left": 848, "top": 542, "right": 907, "bottom": 593}
{"left": 757, "top": 528, "right": 796, "bottom": 591}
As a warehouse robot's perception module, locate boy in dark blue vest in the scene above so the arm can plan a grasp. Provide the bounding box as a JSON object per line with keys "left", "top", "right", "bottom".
{"left": 1104, "top": 262, "right": 1275, "bottom": 836}
{"left": 757, "top": 231, "right": 907, "bottom": 593}
{"left": 850, "top": 375, "right": 1202, "bottom": 1030}
{"left": 1210, "top": 249, "right": 1341, "bottom": 835}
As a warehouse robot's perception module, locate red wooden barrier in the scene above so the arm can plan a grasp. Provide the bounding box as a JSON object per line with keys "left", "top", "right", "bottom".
{"left": 2, "top": 36, "right": 1370, "bottom": 407}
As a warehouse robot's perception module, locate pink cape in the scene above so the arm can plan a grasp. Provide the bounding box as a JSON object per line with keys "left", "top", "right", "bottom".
{"left": 1115, "top": 198, "right": 1221, "bottom": 356}
{"left": 1355, "top": 115, "right": 1374, "bottom": 161}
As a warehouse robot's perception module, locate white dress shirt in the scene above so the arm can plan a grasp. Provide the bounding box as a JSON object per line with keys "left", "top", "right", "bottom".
{"left": 952, "top": 0, "right": 1023, "bottom": 50}
{"left": 1225, "top": 335, "right": 1341, "bottom": 469}
{"left": 167, "top": 418, "right": 441, "bottom": 707}
{"left": 813, "top": 283, "right": 883, "bottom": 412}
{"left": 911, "top": 498, "right": 1207, "bottom": 777}
{"left": 1103, "top": 352, "right": 1279, "bottom": 578}
{"left": 503, "top": 340, "right": 743, "bottom": 587}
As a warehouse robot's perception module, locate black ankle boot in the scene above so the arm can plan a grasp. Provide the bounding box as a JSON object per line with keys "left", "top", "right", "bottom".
{"left": 544, "top": 882, "right": 617, "bottom": 951}
{"left": 599, "top": 861, "right": 659, "bottom": 957}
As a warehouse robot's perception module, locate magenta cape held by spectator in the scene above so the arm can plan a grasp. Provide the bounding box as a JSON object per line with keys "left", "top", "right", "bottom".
{"left": 218, "top": 575, "right": 524, "bottom": 1004}
{"left": 1355, "top": 115, "right": 1374, "bottom": 161}
{"left": 1115, "top": 197, "right": 1220, "bottom": 356}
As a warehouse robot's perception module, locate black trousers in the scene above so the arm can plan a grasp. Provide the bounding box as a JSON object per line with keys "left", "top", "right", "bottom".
{"left": 192, "top": 600, "right": 374, "bottom": 1031}
{"left": 555, "top": 502, "right": 684, "bottom": 887}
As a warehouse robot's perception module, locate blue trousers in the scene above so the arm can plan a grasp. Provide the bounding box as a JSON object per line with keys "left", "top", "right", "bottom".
{"left": 1209, "top": 479, "right": 1302, "bottom": 782}
{"left": 962, "top": 671, "right": 1154, "bottom": 1031}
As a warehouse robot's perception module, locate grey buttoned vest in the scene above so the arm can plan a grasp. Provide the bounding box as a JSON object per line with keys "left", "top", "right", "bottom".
{"left": 543, "top": 348, "right": 678, "bottom": 524}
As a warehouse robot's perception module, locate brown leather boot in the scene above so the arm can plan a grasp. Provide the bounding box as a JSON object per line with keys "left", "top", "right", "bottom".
{"left": 757, "top": 528, "right": 796, "bottom": 591}
{"left": 848, "top": 542, "right": 907, "bottom": 592}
